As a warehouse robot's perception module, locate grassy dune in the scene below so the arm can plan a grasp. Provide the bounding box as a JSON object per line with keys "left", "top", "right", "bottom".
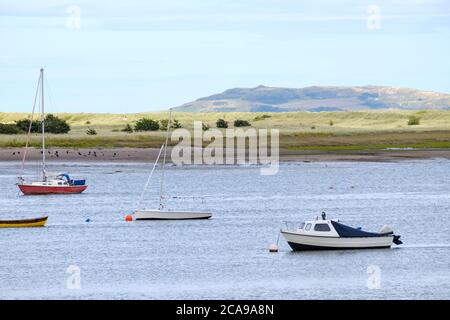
{"left": 1, "top": 110, "right": 450, "bottom": 150}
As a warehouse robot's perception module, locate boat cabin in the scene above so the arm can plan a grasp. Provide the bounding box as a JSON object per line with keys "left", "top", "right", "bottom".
{"left": 294, "top": 218, "right": 340, "bottom": 237}
{"left": 291, "top": 213, "right": 395, "bottom": 239}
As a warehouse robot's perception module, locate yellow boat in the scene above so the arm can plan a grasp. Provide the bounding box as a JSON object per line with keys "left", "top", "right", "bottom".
{"left": 0, "top": 216, "right": 48, "bottom": 228}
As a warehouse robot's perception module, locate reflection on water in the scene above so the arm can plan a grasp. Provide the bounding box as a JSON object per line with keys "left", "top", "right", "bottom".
{"left": 0, "top": 160, "right": 449, "bottom": 299}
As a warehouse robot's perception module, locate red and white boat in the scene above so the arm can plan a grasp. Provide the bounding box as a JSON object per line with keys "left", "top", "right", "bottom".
{"left": 18, "top": 174, "right": 87, "bottom": 195}
{"left": 17, "top": 68, "right": 88, "bottom": 196}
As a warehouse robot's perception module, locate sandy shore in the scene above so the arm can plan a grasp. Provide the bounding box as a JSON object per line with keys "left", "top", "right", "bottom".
{"left": 1, "top": 147, "right": 450, "bottom": 163}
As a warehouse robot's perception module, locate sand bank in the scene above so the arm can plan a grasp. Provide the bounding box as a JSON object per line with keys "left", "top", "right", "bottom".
{"left": 1, "top": 147, "right": 450, "bottom": 163}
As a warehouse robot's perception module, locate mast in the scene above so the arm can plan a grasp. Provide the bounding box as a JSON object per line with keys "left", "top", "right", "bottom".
{"left": 159, "top": 108, "right": 172, "bottom": 209}
{"left": 40, "top": 68, "right": 46, "bottom": 181}
{"left": 21, "top": 70, "right": 41, "bottom": 173}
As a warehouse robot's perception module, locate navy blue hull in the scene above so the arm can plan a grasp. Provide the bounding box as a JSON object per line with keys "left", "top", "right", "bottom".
{"left": 287, "top": 242, "right": 391, "bottom": 251}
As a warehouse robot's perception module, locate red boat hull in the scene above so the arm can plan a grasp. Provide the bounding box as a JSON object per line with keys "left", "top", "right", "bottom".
{"left": 18, "top": 185, "right": 88, "bottom": 195}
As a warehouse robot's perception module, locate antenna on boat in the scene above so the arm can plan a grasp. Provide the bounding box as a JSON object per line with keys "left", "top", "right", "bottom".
{"left": 158, "top": 108, "right": 172, "bottom": 209}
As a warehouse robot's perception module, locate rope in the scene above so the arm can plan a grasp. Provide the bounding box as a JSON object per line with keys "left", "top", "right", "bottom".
{"left": 135, "top": 145, "right": 164, "bottom": 210}
{"left": 158, "top": 109, "right": 172, "bottom": 209}
{"left": 44, "top": 75, "right": 58, "bottom": 114}
{"left": 21, "top": 72, "right": 41, "bottom": 173}
{"left": 276, "top": 230, "right": 281, "bottom": 246}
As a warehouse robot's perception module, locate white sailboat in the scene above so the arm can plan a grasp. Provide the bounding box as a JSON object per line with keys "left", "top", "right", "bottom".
{"left": 134, "top": 109, "right": 212, "bottom": 220}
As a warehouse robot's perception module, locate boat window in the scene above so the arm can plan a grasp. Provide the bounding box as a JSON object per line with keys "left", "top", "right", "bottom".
{"left": 314, "top": 223, "right": 331, "bottom": 232}
{"left": 299, "top": 222, "right": 305, "bottom": 230}
{"left": 58, "top": 182, "right": 62, "bottom": 185}
{"left": 305, "top": 223, "right": 312, "bottom": 231}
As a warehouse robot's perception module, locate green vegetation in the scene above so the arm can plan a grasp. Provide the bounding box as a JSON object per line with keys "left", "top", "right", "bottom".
{"left": 14, "top": 114, "right": 70, "bottom": 134}
{"left": 14, "top": 119, "right": 39, "bottom": 132}
{"left": 172, "top": 119, "right": 182, "bottom": 129}
{"left": 86, "top": 128, "right": 97, "bottom": 135}
{"left": 134, "top": 118, "right": 160, "bottom": 131}
{"left": 253, "top": 114, "right": 272, "bottom": 121}
{"left": 1, "top": 110, "right": 450, "bottom": 151}
{"left": 329, "top": 120, "right": 334, "bottom": 126}
{"left": 160, "top": 119, "right": 182, "bottom": 130}
{"left": 202, "top": 123, "right": 210, "bottom": 131}
{"left": 216, "top": 118, "right": 228, "bottom": 128}
{"left": 121, "top": 124, "right": 133, "bottom": 133}
{"left": 44, "top": 114, "right": 71, "bottom": 133}
{"left": 234, "top": 119, "right": 251, "bottom": 127}
{"left": 408, "top": 116, "right": 421, "bottom": 125}
{"left": 0, "top": 123, "right": 22, "bottom": 134}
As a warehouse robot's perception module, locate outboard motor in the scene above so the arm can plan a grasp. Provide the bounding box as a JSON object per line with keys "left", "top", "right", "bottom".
{"left": 393, "top": 235, "right": 403, "bottom": 245}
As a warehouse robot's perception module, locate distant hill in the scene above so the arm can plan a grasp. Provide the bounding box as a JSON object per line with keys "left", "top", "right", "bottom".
{"left": 175, "top": 85, "right": 450, "bottom": 112}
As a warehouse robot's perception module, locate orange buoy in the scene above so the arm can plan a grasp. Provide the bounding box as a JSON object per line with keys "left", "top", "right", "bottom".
{"left": 125, "top": 214, "right": 133, "bottom": 222}
{"left": 269, "top": 244, "right": 279, "bottom": 253}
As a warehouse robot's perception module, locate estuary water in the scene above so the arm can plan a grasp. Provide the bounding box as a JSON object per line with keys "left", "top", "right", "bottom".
{"left": 0, "top": 160, "right": 449, "bottom": 299}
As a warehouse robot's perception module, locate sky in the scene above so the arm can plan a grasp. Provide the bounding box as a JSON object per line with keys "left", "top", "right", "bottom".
{"left": 1, "top": 0, "right": 450, "bottom": 113}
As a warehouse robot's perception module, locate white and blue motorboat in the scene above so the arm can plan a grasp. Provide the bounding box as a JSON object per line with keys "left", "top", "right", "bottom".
{"left": 281, "top": 213, "right": 402, "bottom": 251}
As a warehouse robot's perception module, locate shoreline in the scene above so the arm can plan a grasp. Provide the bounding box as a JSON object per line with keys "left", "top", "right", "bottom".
{"left": 1, "top": 147, "right": 450, "bottom": 163}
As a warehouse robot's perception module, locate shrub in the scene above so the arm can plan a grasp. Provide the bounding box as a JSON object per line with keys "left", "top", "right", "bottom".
{"left": 253, "top": 114, "right": 271, "bottom": 121}
{"left": 202, "top": 123, "right": 210, "bottom": 131}
{"left": 121, "top": 124, "right": 133, "bottom": 133}
{"left": 0, "top": 123, "right": 22, "bottom": 134}
{"left": 15, "top": 114, "right": 70, "bottom": 134}
{"left": 216, "top": 118, "right": 228, "bottom": 128}
{"left": 134, "top": 118, "right": 160, "bottom": 131}
{"left": 85, "top": 121, "right": 91, "bottom": 125}
{"left": 15, "top": 119, "right": 41, "bottom": 132}
{"left": 407, "top": 116, "right": 420, "bottom": 125}
{"left": 160, "top": 119, "right": 182, "bottom": 131}
{"left": 86, "top": 128, "right": 97, "bottom": 135}
{"left": 45, "top": 114, "right": 71, "bottom": 134}
{"left": 329, "top": 120, "right": 334, "bottom": 126}
{"left": 172, "top": 119, "right": 182, "bottom": 129}
{"left": 311, "top": 126, "right": 316, "bottom": 130}
{"left": 234, "top": 119, "right": 251, "bottom": 127}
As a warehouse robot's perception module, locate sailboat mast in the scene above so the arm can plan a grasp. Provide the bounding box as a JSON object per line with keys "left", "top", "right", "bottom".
{"left": 40, "top": 68, "right": 46, "bottom": 181}
{"left": 159, "top": 108, "right": 172, "bottom": 209}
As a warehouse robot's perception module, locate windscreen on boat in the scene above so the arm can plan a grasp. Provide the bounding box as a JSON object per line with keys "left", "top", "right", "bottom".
{"left": 58, "top": 173, "right": 70, "bottom": 181}
{"left": 331, "top": 221, "right": 381, "bottom": 238}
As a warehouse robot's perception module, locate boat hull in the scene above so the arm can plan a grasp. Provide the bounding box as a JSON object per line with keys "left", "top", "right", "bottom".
{"left": 281, "top": 230, "right": 393, "bottom": 251}
{"left": 0, "top": 216, "right": 48, "bottom": 228}
{"left": 134, "top": 209, "right": 212, "bottom": 220}
{"left": 18, "top": 184, "right": 87, "bottom": 195}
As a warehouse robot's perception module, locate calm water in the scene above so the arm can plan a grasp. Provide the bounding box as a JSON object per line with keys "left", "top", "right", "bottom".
{"left": 0, "top": 160, "right": 449, "bottom": 299}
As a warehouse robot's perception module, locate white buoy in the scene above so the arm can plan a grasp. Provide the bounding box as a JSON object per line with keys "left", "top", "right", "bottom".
{"left": 269, "top": 244, "right": 279, "bottom": 253}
